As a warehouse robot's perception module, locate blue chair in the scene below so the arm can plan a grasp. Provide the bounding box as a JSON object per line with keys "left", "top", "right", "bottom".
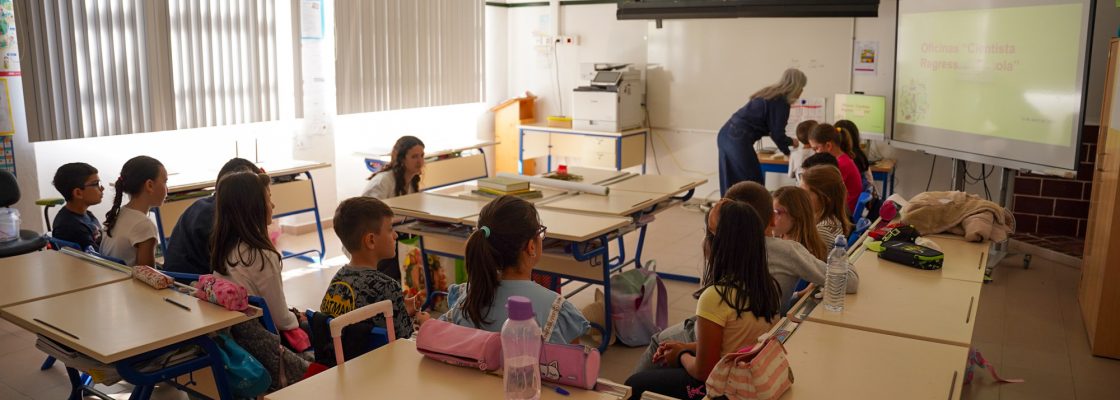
{"left": 847, "top": 218, "right": 872, "bottom": 248}
{"left": 851, "top": 190, "right": 873, "bottom": 224}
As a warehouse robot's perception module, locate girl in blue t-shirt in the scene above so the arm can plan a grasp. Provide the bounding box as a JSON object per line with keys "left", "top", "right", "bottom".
{"left": 441, "top": 195, "right": 589, "bottom": 344}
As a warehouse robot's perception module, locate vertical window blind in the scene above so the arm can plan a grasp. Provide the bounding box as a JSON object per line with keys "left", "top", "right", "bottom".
{"left": 14, "top": 0, "right": 298, "bottom": 142}
{"left": 334, "top": 0, "right": 484, "bottom": 115}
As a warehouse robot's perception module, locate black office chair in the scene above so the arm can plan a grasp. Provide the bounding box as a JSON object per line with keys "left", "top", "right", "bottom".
{"left": 0, "top": 170, "right": 48, "bottom": 258}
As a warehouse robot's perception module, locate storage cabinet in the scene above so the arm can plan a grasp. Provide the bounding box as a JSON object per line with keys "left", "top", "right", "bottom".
{"left": 1081, "top": 38, "right": 1120, "bottom": 359}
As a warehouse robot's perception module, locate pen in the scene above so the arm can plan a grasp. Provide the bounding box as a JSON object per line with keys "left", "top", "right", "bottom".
{"left": 164, "top": 297, "right": 192, "bottom": 311}
{"left": 542, "top": 382, "right": 570, "bottom": 396}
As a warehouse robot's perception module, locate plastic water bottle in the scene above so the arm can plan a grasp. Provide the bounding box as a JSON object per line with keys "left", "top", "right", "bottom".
{"left": 0, "top": 207, "right": 20, "bottom": 242}
{"left": 502, "top": 296, "right": 542, "bottom": 400}
{"left": 824, "top": 235, "right": 849, "bottom": 312}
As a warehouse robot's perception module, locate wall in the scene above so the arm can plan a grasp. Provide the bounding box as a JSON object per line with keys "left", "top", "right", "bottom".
{"left": 1012, "top": 126, "right": 1097, "bottom": 238}
{"left": 500, "top": 0, "right": 1119, "bottom": 210}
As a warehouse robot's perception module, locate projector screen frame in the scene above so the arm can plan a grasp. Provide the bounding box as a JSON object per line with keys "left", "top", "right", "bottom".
{"left": 888, "top": 0, "right": 1096, "bottom": 174}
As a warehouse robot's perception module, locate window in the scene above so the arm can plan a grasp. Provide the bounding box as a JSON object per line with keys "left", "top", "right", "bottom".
{"left": 14, "top": 0, "right": 299, "bottom": 142}
{"left": 334, "top": 0, "right": 484, "bottom": 114}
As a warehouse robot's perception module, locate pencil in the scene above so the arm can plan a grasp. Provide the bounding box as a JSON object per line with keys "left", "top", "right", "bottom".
{"left": 164, "top": 297, "right": 192, "bottom": 311}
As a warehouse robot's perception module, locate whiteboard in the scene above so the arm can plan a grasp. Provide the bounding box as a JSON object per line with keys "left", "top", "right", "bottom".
{"left": 646, "top": 18, "right": 855, "bottom": 131}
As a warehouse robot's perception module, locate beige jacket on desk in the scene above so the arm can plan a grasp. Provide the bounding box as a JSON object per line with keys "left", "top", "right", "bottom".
{"left": 901, "top": 191, "right": 1015, "bottom": 242}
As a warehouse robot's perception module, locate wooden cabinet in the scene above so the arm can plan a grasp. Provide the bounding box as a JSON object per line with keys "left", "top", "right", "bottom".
{"left": 491, "top": 95, "right": 536, "bottom": 174}
{"left": 1081, "top": 38, "right": 1120, "bottom": 359}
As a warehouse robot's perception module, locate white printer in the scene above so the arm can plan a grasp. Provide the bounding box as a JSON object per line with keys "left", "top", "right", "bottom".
{"left": 572, "top": 67, "right": 644, "bottom": 132}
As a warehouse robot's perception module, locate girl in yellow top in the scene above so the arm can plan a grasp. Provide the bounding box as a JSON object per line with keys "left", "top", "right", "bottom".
{"left": 625, "top": 199, "right": 783, "bottom": 399}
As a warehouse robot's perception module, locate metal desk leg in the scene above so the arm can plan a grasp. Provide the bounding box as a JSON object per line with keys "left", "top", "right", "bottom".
{"left": 153, "top": 207, "right": 169, "bottom": 256}
{"left": 305, "top": 171, "right": 327, "bottom": 262}
{"left": 419, "top": 235, "right": 438, "bottom": 311}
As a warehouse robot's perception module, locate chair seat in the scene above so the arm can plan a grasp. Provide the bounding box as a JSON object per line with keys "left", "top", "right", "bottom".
{"left": 0, "top": 230, "right": 48, "bottom": 258}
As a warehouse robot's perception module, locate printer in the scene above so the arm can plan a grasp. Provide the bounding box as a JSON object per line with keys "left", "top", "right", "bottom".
{"left": 572, "top": 66, "right": 644, "bottom": 132}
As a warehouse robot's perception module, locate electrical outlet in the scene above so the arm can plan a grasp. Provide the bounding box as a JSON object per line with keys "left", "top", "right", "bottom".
{"left": 556, "top": 35, "right": 579, "bottom": 46}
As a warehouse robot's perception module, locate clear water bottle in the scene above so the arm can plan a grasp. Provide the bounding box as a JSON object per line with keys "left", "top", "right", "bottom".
{"left": 502, "top": 296, "right": 542, "bottom": 400}
{"left": 824, "top": 235, "right": 849, "bottom": 312}
{"left": 0, "top": 207, "right": 20, "bottom": 242}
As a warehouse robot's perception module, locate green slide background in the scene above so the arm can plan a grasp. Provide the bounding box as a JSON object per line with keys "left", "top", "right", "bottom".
{"left": 896, "top": 4, "right": 1082, "bottom": 146}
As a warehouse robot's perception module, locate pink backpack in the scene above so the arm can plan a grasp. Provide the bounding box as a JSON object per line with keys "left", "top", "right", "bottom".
{"left": 416, "top": 318, "right": 503, "bottom": 371}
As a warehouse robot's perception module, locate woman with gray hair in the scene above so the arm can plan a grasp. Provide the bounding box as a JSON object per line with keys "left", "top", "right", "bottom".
{"left": 716, "top": 68, "right": 807, "bottom": 195}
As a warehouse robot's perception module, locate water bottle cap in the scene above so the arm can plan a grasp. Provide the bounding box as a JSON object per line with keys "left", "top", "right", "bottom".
{"left": 835, "top": 234, "right": 847, "bottom": 247}
{"left": 506, "top": 296, "right": 535, "bottom": 321}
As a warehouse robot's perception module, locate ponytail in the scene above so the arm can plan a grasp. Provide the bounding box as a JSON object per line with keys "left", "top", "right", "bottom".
{"left": 103, "top": 177, "right": 126, "bottom": 238}
{"left": 104, "top": 156, "right": 163, "bottom": 237}
{"left": 460, "top": 195, "right": 541, "bottom": 327}
{"left": 836, "top": 126, "right": 854, "bottom": 157}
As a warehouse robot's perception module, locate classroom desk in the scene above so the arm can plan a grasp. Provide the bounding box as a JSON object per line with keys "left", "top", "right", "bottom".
{"left": 519, "top": 123, "right": 649, "bottom": 174}
{"left": 0, "top": 279, "right": 254, "bottom": 363}
{"left": 849, "top": 234, "right": 991, "bottom": 284}
{"left": 805, "top": 248, "right": 982, "bottom": 347}
{"left": 781, "top": 321, "right": 967, "bottom": 400}
{"left": 758, "top": 152, "right": 897, "bottom": 196}
{"left": 155, "top": 160, "right": 331, "bottom": 262}
{"left": 264, "top": 340, "right": 628, "bottom": 400}
{"left": 0, "top": 250, "right": 129, "bottom": 308}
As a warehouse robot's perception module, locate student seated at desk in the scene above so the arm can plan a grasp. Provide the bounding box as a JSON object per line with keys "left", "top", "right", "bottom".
{"left": 787, "top": 120, "right": 817, "bottom": 184}
{"left": 440, "top": 196, "right": 589, "bottom": 344}
{"left": 808, "top": 123, "right": 863, "bottom": 211}
{"left": 320, "top": 196, "right": 429, "bottom": 340}
{"left": 362, "top": 135, "right": 425, "bottom": 281}
{"left": 51, "top": 162, "right": 104, "bottom": 250}
{"left": 800, "top": 165, "right": 853, "bottom": 253}
{"left": 800, "top": 152, "right": 838, "bottom": 171}
{"left": 626, "top": 199, "right": 782, "bottom": 400}
{"left": 835, "top": 120, "right": 872, "bottom": 189}
{"left": 212, "top": 171, "right": 310, "bottom": 389}
{"left": 725, "top": 182, "right": 858, "bottom": 308}
{"left": 772, "top": 186, "right": 827, "bottom": 262}
{"left": 101, "top": 156, "right": 167, "bottom": 267}
{"left": 163, "top": 158, "right": 262, "bottom": 275}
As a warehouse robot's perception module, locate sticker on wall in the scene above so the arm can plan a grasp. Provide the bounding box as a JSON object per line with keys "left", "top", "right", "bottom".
{"left": 0, "top": 135, "right": 14, "bottom": 176}
{"left": 0, "top": 0, "right": 17, "bottom": 76}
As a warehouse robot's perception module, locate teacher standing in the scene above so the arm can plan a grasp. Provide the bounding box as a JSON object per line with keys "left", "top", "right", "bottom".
{"left": 717, "top": 68, "right": 807, "bottom": 196}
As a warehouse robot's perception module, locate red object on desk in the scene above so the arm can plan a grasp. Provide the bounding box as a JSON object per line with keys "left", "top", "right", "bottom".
{"left": 557, "top": 165, "right": 568, "bottom": 175}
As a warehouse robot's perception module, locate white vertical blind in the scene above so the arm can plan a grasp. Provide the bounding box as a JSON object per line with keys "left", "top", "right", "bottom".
{"left": 335, "top": 0, "right": 484, "bottom": 115}
{"left": 14, "top": 0, "right": 297, "bottom": 142}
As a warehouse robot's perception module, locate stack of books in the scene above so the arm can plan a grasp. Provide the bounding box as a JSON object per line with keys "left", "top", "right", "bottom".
{"left": 473, "top": 177, "right": 543, "bottom": 199}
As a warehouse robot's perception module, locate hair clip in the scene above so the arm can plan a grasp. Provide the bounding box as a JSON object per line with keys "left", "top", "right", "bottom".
{"left": 835, "top": 127, "right": 841, "bottom": 133}
{"left": 479, "top": 226, "right": 490, "bottom": 238}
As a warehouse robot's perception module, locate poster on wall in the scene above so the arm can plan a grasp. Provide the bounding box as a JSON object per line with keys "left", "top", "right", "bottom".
{"left": 853, "top": 40, "right": 878, "bottom": 76}
{"left": 784, "top": 98, "right": 827, "bottom": 138}
{"left": 301, "top": 0, "right": 323, "bottom": 39}
{"left": 0, "top": 136, "right": 13, "bottom": 176}
{"left": 0, "top": 0, "right": 18, "bottom": 76}
{"left": 0, "top": 78, "right": 12, "bottom": 136}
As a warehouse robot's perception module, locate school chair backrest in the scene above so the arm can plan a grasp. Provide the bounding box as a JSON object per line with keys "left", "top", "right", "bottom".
{"left": 330, "top": 300, "right": 396, "bottom": 366}
{"left": 159, "top": 270, "right": 278, "bottom": 334}
{"left": 848, "top": 217, "right": 872, "bottom": 248}
{"left": 851, "top": 190, "right": 873, "bottom": 224}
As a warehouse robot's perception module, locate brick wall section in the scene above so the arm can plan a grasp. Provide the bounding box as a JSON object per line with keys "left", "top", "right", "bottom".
{"left": 1012, "top": 125, "right": 1097, "bottom": 238}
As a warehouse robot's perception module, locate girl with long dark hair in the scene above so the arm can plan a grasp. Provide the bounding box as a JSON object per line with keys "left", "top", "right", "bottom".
{"left": 100, "top": 156, "right": 166, "bottom": 266}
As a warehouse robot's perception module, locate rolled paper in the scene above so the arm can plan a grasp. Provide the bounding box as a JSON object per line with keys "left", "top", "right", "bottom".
{"left": 496, "top": 172, "right": 609, "bottom": 196}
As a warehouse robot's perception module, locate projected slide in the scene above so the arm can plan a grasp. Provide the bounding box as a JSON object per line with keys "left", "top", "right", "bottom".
{"left": 897, "top": 3, "right": 1082, "bottom": 146}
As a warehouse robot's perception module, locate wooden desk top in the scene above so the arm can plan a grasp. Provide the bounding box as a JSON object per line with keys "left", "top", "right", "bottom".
{"left": 924, "top": 235, "right": 990, "bottom": 283}
{"left": 463, "top": 208, "right": 631, "bottom": 242}
{"left": 806, "top": 257, "right": 982, "bottom": 347}
{"left": 428, "top": 182, "right": 570, "bottom": 204}
{"left": 543, "top": 166, "right": 632, "bottom": 186}
{"left": 0, "top": 251, "right": 130, "bottom": 308}
{"left": 605, "top": 174, "right": 707, "bottom": 196}
{"left": 782, "top": 321, "right": 966, "bottom": 400}
{"left": 538, "top": 190, "right": 662, "bottom": 217}
{"left": 382, "top": 192, "right": 488, "bottom": 224}
{"left": 1, "top": 280, "right": 255, "bottom": 363}
{"left": 757, "top": 152, "right": 896, "bottom": 173}
{"left": 265, "top": 340, "right": 624, "bottom": 400}
{"left": 520, "top": 122, "right": 648, "bottom": 137}
{"left": 168, "top": 160, "right": 331, "bottom": 193}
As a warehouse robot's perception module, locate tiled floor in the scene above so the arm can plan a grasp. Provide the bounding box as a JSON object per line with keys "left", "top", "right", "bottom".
{"left": 1, "top": 205, "right": 1118, "bottom": 399}
{"left": 1010, "top": 233, "right": 1085, "bottom": 258}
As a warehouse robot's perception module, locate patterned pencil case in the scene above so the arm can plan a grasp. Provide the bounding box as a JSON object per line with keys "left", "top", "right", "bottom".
{"left": 132, "top": 265, "right": 175, "bottom": 289}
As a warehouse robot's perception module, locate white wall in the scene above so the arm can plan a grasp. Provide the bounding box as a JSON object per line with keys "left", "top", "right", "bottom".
{"left": 500, "top": 0, "right": 1120, "bottom": 203}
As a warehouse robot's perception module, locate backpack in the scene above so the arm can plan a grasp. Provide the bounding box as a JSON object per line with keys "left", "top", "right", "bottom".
{"left": 609, "top": 261, "right": 668, "bottom": 346}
